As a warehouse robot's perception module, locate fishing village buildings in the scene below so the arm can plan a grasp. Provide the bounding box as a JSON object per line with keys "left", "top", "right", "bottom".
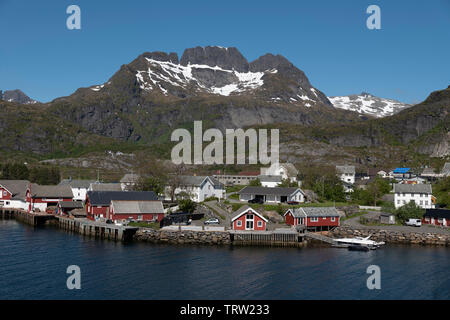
{"left": 0, "top": 161, "right": 449, "bottom": 237}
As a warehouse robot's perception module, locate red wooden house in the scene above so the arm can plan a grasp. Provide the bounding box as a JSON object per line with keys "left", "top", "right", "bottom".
{"left": 108, "top": 200, "right": 164, "bottom": 223}
{"left": 284, "top": 207, "right": 341, "bottom": 231}
{"left": 231, "top": 206, "right": 268, "bottom": 231}
{"left": 0, "top": 180, "right": 29, "bottom": 210}
{"left": 85, "top": 191, "right": 158, "bottom": 220}
{"left": 26, "top": 184, "right": 74, "bottom": 213}
{"left": 422, "top": 209, "right": 449, "bottom": 227}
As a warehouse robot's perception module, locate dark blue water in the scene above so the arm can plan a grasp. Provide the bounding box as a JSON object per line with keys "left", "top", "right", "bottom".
{"left": 0, "top": 220, "right": 448, "bottom": 300}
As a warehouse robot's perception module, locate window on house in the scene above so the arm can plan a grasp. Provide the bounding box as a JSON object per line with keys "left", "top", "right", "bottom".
{"left": 331, "top": 217, "right": 335, "bottom": 222}
{"left": 257, "top": 221, "right": 262, "bottom": 227}
{"left": 237, "top": 220, "right": 242, "bottom": 227}
{"left": 311, "top": 217, "right": 318, "bottom": 222}
{"left": 3, "top": 191, "right": 6, "bottom": 197}
{"left": 425, "top": 201, "right": 428, "bottom": 205}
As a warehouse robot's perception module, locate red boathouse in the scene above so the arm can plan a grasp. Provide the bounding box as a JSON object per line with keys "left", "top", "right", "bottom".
{"left": 108, "top": 200, "right": 165, "bottom": 223}
{"left": 284, "top": 207, "right": 341, "bottom": 231}
{"left": 26, "top": 184, "right": 74, "bottom": 213}
{"left": 85, "top": 191, "right": 158, "bottom": 220}
{"left": 231, "top": 206, "right": 268, "bottom": 231}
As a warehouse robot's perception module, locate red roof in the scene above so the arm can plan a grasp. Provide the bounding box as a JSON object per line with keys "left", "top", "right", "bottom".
{"left": 238, "top": 171, "right": 260, "bottom": 176}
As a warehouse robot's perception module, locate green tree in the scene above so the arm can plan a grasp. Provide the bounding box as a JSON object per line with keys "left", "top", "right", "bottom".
{"left": 135, "top": 176, "right": 164, "bottom": 195}
{"left": 434, "top": 177, "right": 450, "bottom": 207}
{"left": 249, "top": 178, "right": 261, "bottom": 186}
{"left": 178, "top": 199, "right": 197, "bottom": 213}
{"left": 395, "top": 201, "right": 425, "bottom": 222}
{"left": 277, "top": 178, "right": 298, "bottom": 187}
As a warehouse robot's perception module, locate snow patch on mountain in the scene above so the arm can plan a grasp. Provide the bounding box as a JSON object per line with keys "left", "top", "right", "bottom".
{"left": 135, "top": 58, "right": 266, "bottom": 96}
{"left": 328, "top": 92, "right": 411, "bottom": 118}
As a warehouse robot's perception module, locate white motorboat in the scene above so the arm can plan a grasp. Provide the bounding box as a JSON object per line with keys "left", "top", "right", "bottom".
{"left": 333, "top": 235, "right": 385, "bottom": 249}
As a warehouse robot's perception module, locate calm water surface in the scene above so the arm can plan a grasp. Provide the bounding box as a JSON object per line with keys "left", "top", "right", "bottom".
{"left": 0, "top": 220, "right": 448, "bottom": 300}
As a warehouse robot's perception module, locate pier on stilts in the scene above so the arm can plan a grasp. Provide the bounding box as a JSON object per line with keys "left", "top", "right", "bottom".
{"left": 229, "top": 229, "right": 305, "bottom": 247}
{"left": 57, "top": 216, "right": 138, "bottom": 242}
{"left": 0, "top": 208, "right": 56, "bottom": 225}
{"left": 0, "top": 208, "right": 138, "bottom": 242}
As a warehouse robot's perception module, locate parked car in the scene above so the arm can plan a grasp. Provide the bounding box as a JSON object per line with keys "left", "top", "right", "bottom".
{"left": 287, "top": 201, "right": 299, "bottom": 205}
{"left": 405, "top": 218, "right": 422, "bottom": 227}
{"left": 248, "top": 198, "right": 264, "bottom": 204}
{"left": 204, "top": 218, "right": 220, "bottom": 225}
{"left": 105, "top": 219, "right": 114, "bottom": 224}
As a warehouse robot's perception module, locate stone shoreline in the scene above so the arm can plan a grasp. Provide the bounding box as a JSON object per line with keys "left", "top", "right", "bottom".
{"left": 329, "top": 226, "right": 450, "bottom": 246}
{"left": 134, "top": 226, "right": 450, "bottom": 247}
{"left": 134, "top": 228, "right": 232, "bottom": 245}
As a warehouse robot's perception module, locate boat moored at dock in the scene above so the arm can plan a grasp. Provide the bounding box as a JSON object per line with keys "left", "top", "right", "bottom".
{"left": 333, "top": 235, "right": 385, "bottom": 250}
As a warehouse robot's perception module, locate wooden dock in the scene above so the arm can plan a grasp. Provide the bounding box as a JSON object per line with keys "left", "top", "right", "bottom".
{"left": 57, "top": 216, "right": 139, "bottom": 242}
{"left": 1, "top": 208, "right": 56, "bottom": 226}
{"left": 229, "top": 229, "right": 305, "bottom": 247}
{"left": 0, "top": 208, "right": 138, "bottom": 242}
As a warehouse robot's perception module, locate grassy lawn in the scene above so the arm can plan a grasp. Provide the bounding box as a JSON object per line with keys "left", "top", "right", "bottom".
{"left": 226, "top": 185, "right": 245, "bottom": 193}
{"left": 228, "top": 193, "right": 240, "bottom": 200}
{"left": 341, "top": 211, "right": 369, "bottom": 221}
{"left": 128, "top": 222, "right": 160, "bottom": 229}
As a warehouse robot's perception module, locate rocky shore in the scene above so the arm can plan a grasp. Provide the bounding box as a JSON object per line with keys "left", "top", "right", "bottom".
{"left": 329, "top": 226, "right": 450, "bottom": 246}
{"left": 134, "top": 228, "right": 231, "bottom": 245}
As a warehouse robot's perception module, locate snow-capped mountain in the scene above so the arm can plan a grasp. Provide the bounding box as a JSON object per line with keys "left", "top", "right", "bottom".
{"left": 0, "top": 89, "right": 38, "bottom": 104}
{"left": 328, "top": 92, "right": 411, "bottom": 118}
{"left": 89, "top": 46, "right": 332, "bottom": 107}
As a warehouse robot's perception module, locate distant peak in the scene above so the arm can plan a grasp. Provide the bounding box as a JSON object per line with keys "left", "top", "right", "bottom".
{"left": 0, "top": 89, "right": 38, "bottom": 104}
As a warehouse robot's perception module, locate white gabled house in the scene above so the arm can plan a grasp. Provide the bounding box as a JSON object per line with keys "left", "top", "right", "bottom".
{"left": 258, "top": 175, "right": 282, "bottom": 188}
{"left": 336, "top": 165, "right": 355, "bottom": 184}
{"left": 238, "top": 186, "right": 305, "bottom": 204}
{"left": 260, "top": 163, "right": 298, "bottom": 183}
{"left": 58, "top": 179, "right": 97, "bottom": 202}
{"left": 120, "top": 173, "right": 140, "bottom": 191}
{"left": 393, "top": 183, "right": 435, "bottom": 209}
{"left": 166, "top": 176, "right": 225, "bottom": 203}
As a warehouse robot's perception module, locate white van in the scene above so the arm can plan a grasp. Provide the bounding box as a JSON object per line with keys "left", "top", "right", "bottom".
{"left": 405, "top": 218, "right": 422, "bottom": 227}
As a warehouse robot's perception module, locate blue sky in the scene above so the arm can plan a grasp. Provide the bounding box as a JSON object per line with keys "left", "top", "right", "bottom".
{"left": 0, "top": 0, "right": 449, "bottom": 104}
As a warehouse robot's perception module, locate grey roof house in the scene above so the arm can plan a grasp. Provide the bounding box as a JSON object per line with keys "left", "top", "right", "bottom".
{"left": 238, "top": 186, "right": 305, "bottom": 203}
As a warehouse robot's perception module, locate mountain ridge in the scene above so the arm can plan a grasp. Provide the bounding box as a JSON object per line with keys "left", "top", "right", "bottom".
{"left": 0, "top": 46, "right": 447, "bottom": 164}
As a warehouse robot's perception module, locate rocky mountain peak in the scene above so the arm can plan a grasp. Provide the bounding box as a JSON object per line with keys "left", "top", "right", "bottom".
{"left": 180, "top": 46, "right": 249, "bottom": 72}
{"left": 0, "top": 89, "right": 37, "bottom": 104}
{"left": 328, "top": 93, "right": 411, "bottom": 118}
{"left": 249, "top": 53, "right": 292, "bottom": 72}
